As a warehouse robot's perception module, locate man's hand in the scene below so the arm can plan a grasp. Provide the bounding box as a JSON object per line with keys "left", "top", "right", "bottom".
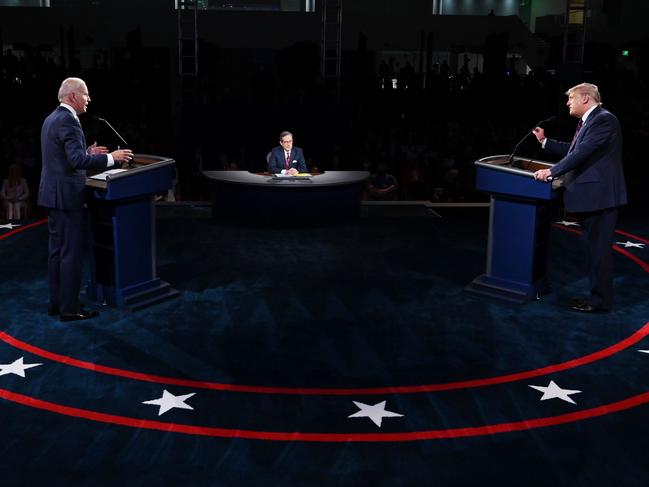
{"left": 532, "top": 127, "right": 546, "bottom": 144}
{"left": 287, "top": 167, "right": 299, "bottom": 176}
{"left": 111, "top": 149, "right": 134, "bottom": 164}
{"left": 88, "top": 142, "right": 109, "bottom": 155}
{"left": 534, "top": 168, "right": 552, "bottom": 182}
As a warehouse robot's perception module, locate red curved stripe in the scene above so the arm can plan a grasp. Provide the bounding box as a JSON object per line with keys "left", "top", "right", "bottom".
{"left": 552, "top": 223, "right": 582, "bottom": 235}
{"left": 614, "top": 247, "right": 649, "bottom": 274}
{"left": 553, "top": 224, "right": 649, "bottom": 246}
{"left": 553, "top": 224, "right": 649, "bottom": 273}
{"left": 2, "top": 323, "right": 649, "bottom": 396}
{"left": 0, "top": 219, "right": 47, "bottom": 240}
{"left": 616, "top": 229, "right": 649, "bottom": 245}
{"left": 2, "top": 387, "right": 649, "bottom": 442}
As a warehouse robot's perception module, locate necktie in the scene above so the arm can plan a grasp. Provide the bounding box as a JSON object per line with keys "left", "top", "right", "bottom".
{"left": 569, "top": 119, "right": 583, "bottom": 151}
{"left": 285, "top": 152, "right": 291, "bottom": 169}
{"left": 76, "top": 117, "right": 87, "bottom": 152}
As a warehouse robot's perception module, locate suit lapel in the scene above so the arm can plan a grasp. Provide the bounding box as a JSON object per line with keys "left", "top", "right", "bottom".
{"left": 581, "top": 106, "right": 602, "bottom": 134}
{"left": 571, "top": 106, "right": 602, "bottom": 151}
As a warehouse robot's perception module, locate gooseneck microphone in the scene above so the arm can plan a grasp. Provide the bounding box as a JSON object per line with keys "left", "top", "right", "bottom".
{"left": 508, "top": 116, "right": 557, "bottom": 164}
{"left": 93, "top": 115, "right": 129, "bottom": 148}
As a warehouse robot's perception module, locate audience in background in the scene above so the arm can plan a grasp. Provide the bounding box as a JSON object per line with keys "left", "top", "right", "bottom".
{"left": 368, "top": 163, "right": 398, "bottom": 200}
{"left": 0, "top": 42, "right": 646, "bottom": 206}
{"left": 1, "top": 163, "right": 30, "bottom": 221}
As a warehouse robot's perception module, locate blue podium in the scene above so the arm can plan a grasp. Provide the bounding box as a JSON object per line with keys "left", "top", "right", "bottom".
{"left": 466, "top": 155, "right": 560, "bottom": 303}
{"left": 85, "top": 154, "right": 179, "bottom": 310}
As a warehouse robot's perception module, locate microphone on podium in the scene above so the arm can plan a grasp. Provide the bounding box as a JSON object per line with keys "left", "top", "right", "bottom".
{"left": 508, "top": 116, "right": 557, "bottom": 165}
{"left": 93, "top": 115, "right": 129, "bottom": 148}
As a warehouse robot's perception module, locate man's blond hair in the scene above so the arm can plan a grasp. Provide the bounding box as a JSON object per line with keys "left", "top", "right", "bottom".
{"left": 566, "top": 83, "right": 602, "bottom": 105}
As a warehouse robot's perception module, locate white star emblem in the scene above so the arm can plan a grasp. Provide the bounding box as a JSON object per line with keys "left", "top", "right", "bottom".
{"left": 616, "top": 241, "right": 645, "bottom": 249}
{"left": 348, "top": 400, "right": 404, "bottom": 428}
{"left": 142, "top": 389, "right": 196, "bottom": 416}
{"left": 638, "top": 350, "right": 649, "bottom": 354}
{"left": 556, "top": 220, "right": 579, "bottom": 227}
{"left": 0, "top": 357, "right": 43, "bottom": 378}
{"left": 529, "top": 380, "right": 582, "bottom": 404}
{"left": 0, "top": 223, "right": 21, "bottom": 230}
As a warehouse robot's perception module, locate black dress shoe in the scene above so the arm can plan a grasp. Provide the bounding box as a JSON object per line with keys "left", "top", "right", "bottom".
{"left": 569, "top": 299, "right": 609, "bottom": 313}
{"left": 50, "top": 304, "right": 87, "bottom": 317}
{"left": 60, "top": 309, "right": 99, "bottom": 322}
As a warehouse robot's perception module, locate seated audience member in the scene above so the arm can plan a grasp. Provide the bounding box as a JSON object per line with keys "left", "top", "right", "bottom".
{"left": 368, "top": 163, "right": 399, "bottom": 200}
{"left": 268, "top": 131, "right": 307, "bottom": 175}
{"left": 1, "top": 163, "right": 30, "bottom": 221}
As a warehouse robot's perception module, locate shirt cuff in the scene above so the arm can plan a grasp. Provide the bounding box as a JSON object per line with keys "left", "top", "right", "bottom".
{"left": 541, "top": 139, "right": 547, "bottom": 149}
{"left": 107, "top": 154, "right": 115, "bottom": 167}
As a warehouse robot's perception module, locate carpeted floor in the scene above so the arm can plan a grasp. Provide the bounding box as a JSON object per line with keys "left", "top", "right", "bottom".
{"left": 1, "top": 206, "right": 648, "bottom": 486}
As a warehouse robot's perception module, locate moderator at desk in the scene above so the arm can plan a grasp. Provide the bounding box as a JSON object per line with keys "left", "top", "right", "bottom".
{"left": 202, "top": 170, "right": 370, "bottom": 220}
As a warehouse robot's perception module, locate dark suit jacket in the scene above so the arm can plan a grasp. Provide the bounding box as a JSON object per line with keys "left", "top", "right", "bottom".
{"left": 38, "top": 106, "right": 109, "bottom": 210}
{"left": 546, "top": 106, "right": 627, "bottom": 213}
{"left": 267, "top": 146, "right": 307, "bottom": 174}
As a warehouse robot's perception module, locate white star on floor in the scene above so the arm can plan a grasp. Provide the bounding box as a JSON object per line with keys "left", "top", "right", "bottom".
{"left": 616, "top": 241, "right": 645, "bottom": 249}
{"left": 0, "top": 357, "right": 43, "bottom": 378}
{"left": 0, "top": 223, "right": 21, "bottom": 230}
{"left": 638, "top": 350, "right": 649, "bottom": 354}
{"left": 556, "top": 220, "right": 579, "bottom": 227}
{"left": 142, "top": 389, "right": 196, "bottom": 416}
{"left": 529, "top": 380, "right": 582, "bottom": 404}
{"left": 348, "top": 400, "right": 404, "bottom": 428}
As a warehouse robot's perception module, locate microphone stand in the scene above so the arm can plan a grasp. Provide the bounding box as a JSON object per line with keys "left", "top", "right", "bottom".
{"left": 94, "top": 116, "right": 133, "bottom": 167}
{"left": 508, "top": 116, "right": 557, "bottom": 165}
{"left": 508, "top": 132, "right": 532, "bottom": 165}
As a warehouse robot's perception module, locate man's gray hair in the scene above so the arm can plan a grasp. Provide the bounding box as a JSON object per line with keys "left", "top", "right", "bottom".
{"left": 279, "top": 131, "right": 293, "bottom": 140}
{"left": 58, "top": 77, "right": 86, "bottom": 102}
{"left": 566, "top": 83, "right": 602, "bottom": 105}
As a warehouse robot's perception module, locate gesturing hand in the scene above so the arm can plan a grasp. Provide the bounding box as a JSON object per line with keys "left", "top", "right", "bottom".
{"left": 532, "top": 127, "right": 546, "bottom": 144}
{"left": 88, "top": 142, "right": 109, "bottom": 155}
{"left": 111, "top": 149, "right": 134, "bottom": 163}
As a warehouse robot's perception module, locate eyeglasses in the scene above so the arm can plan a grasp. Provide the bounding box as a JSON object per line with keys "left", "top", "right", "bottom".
{"left": 280, "top": 139, "right": 293, "bottom": 144}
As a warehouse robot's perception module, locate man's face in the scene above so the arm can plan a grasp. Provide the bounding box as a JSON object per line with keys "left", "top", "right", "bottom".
{"left": 280, "top": 135, "right": 293, "bottom": 152}
{"left": 70, "top": 83, "right": 91, "bottom": 115}
{"left": 566, "top": 91, "right": 588, "bottom": 118}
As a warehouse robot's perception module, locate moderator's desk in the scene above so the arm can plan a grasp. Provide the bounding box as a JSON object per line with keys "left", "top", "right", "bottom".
{"left": 202, "top": 170, "right": 370, "bottom": 220}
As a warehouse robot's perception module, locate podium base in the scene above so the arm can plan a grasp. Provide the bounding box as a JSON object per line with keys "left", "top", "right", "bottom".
{"left": 465, "top": 274, "right": 550, "bottom": 304}
{"left": 123, "top": 281, "right": 180, "bottom": 311}
{"left": 87, "top": 280, "right": 180, "bottom": 311}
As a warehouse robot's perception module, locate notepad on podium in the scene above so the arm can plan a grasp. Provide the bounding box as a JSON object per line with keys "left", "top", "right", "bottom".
{"left": 89, "top": 168, "right": 128, "bottom": 181}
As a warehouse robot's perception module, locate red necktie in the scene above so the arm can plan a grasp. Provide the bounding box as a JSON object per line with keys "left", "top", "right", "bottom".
{"left": 569, "top": 119, "right": 583, "bottom": 151}
{"left": 285, "top": 152, "right": 291, "bottom": 169}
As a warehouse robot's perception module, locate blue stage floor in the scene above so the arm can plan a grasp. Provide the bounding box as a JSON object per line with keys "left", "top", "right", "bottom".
{"left": 1, "top": 208, "right": 648, "bottom": 486}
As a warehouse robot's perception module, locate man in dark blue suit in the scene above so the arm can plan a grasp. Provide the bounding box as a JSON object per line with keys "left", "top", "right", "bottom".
{"left": 533, "top": 83, "right": 627, "bottom": 312}
{"left": 39, "top": 77, "right": 133, "bottom": 321}
{"left": 267, "top": 131, "right": 307, "bottom": 174}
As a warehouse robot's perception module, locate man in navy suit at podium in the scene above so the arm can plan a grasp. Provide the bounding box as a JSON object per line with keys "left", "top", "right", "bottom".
{"left": 39, "top": 77, "right": 133, "bottom": 321}
{"left": 532, "top": 83, "right": 627, "bottom": 313}
{"left": 268, "top": 131, "right": 307, "bottom": 175}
